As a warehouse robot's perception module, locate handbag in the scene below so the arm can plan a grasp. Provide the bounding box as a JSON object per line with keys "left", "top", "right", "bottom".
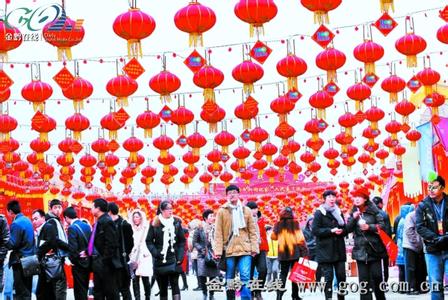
{"left": 42, "top": 255, "right": 64, "bottom": 280}
{"left": 154, "top": 262, "right": 178, "bottom": 275}
{"left": 289, "top": 257, "right": 318, "bottom": 284}
{"left": 20, "top": 255, "right": 41, "bottom": 277}
{"left": 204, "top": 246, "right": 218, "bottom": 268}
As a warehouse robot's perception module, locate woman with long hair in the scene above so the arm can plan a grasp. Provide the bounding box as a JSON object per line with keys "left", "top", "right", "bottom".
{"left": 146, "top": 200, "right": 186, "bottom": 300}
{"left": 271, "top": 207, "right": 308, "bottom": 300}
{"left": 346, "top": 188, "right": 387, "bottom": 300}
{"left": 129, "top": 209, "right": 153, "bottom": 300}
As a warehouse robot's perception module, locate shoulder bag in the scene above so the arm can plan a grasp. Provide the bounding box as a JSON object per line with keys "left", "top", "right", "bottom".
{"left": 42, "top": 254, "right": 64, "bottom": 280}
{"left": 20, "top": 255, "right": 41, "bottom": 277}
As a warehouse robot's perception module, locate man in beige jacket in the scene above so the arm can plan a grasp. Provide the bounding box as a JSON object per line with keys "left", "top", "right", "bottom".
{"left": 214, "top": 184, "right": 259, "bottom": 300}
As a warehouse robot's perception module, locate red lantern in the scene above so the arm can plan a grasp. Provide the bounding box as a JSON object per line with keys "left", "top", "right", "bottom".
{"left": 234, "top": 0, "right": 278, "bottom": 37}
{"left": 174, "top": 1, "right": 216, "bottom": 47}
{"left": 171, "top": 106, "right": 194, "bottom": 136}
{"left": 62, "top": 76, "right": 93, "bottom": 112}
{"left": 0, "top": 114, "right": 17, "bottom": 142}
{"left": 193, "top": 64, "right": 224, "bottom": 103}
{"left": 21, "top": 80, "right": 53, "bottom": 112}
{"left": 200, "top": 102, "right": 226, "bottom": 133}
{"left": 220, "top": 171, "right": 233, "bottom": 187}
{"left": 234, "top": 100, "right": 259, "bottom": 130}
{"left": 233, "top": 146, "right": 251, "bottom": 168}
{"left": 285, "top": 139, "right": 301, "bottom": 162}
{"left": 42, "top": 14, "right": 85, "bottom": 60}
{"left": 79, "top": 153, "right": 97, "bottom": 168}
{"left": 363, "top": 126, "right": 381, "bottom": 146}
{"left": 123, "top": 136, "right": 144, "bottom": 163}
{"left": 187, "top": 132, "right": 207, "bottom": 156}
{"left": 416, "top": 67, "right": 441, "bottom": 96}
{"left": 136, "top": 110, "right": 160, "bottom": 138}
{"left": 315, "top": 46, "right": 346, "bottom": 82}
{"left": 30, "top": 138, "right": 50, "bottom": 161}
{"left": 0, "top": 20, "right": 22, "bottom": 61}
{"left": 232, "top": 60, "right": 264, "bottom": 94}
{"left": 288, "top": 161, "right": 302, "bottom": 180}
{"left": 199, "top": 172, "right": 213, "bottom": 191}
{"left": 395, "top": 32, "right": 427, "bottom": 68}
{"left": 273, "top": 155, "right": 289, "bottom": 173}
{"left": 0, "top": 89, "right": 11, "bottom": 104}
{"left": 300, "top": 0, "right": 341, "bottom": 24}
{"left": 250, "top": 126, "right": 269, "bottom": 151}
{"left": 100, "top": 112, "right": 123, "bottom": 140}
{"left": 307, "top": 137, "right": 324, "bottom": 155}
{"left": 270, "top": 95, "right": 295, "bottom": 123}
{"left": 276, "top": 53, "right": 307, "bottom": 90}
{"left": 338, "top": 112, "right": 358, "bottom": 136}
{"left": 353, "top": 39, "right": 384, "bottom": 74}
{"left": 406, "top": 129, "right": 421, "bottom": 147}
{"left": 91, "top": 138, "right": 110, "bottom": 162}
{"left": 31, "top": 113, "right": 56, "bottom": 142}
{"left": 183, "top": 151, "right": 200, "bottom": 172}
{"left": 65, "top": 113, "right": 90, "bottom": 141}
{"left": 207, "top": 149, "right": 222, "bottom": 169}
{"left": 423, "top": 92, "right": 446, "bottom": 119}
{"left": 149, "top": 70, "right": 181, "bottom": 102}
{"left": 275, "top": 122, "right": 296, "bottom": 145}
{"left": 261, "top": 142, "right": 278, "bottom": 163}
{"left": 158, "top": 153, "right": 176, "bottom": 173}
{"left": 385, "top": 120, "right": 402, "bottom": 141}
{"left": 393, "top": 144, "right": 406, "bottom": 159}
{"left": 252, "top": 159, "right": 268, "bottom": 178}
{"left": 264, "top": 166, "right": 279, "bottom": 183}
{"left": 381, "top": 75, "right": 406, "bottom": 103}
{"left": 106, "top": 75, "right": 138, "bottom": 107}
{"left": 346, "top": 82, "right": 371, "bottom": 111}
{"left": 214, "top": 130, "right": 236, "bottom": 155}
{"left": 375, "top": 149, "right": 389, "bottom": 164}
{"left": 364, "top": 106, "right": 385, "bottom": 130}
{"left": 113, "top": 7, "right": 156, "bottom": 58}
{"left": 309, "top": 90, "right": 333, "bottom": 119}
{"left": 437, "top": 24, "right": 448, "bottom": 44}
{"left": 395, "top": 99, "right": 416, "bottom": 126}
{"left": 300, "top": 151, "right": 315, "bottom": 166}
{"left": 180, "top": 175, "right": 192, "bottom": 188}
{"left": 153, "top": 134, "right": 174, "bottom": 158}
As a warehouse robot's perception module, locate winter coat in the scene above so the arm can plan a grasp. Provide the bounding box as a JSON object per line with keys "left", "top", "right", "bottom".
{"left": 312, "top": 206, "right": 347, "bottom": 263}
{"left": 416, "top": 194, "right": 448, "bottom": 253}
{"left": 214, "top": 202, "right": 259, "bottom": 257}
{"left": 146, "top": 215, "right": 186, "bottom": 271}
{"left": 378, "top": 210, "right": 393, "bottom": 237}
{"left": 0, "top": 215, "right": 9, "bottom": 260}
{"left": 271, "top": 209, "right": 308, "bottom": 262}
{"left": 402, "top": 211, "right": 423, "bottom": 253}
{"left": 346, "top": 201, "right": 387, "bottom": 262}
{"left": 37, "top": 213, "right": 70, "bottom": 258}
{"left": 396, "top": 205, "right": 414, "bottom": 265}
{"left": 129, "top": 209, "right": 152, "bottom": 277}
{"left": 193, "top": 223, "right": 220, "bottom": 278}
{"left": 6, "top": 213, "right": 35, "bottom": 266}
{"left": 267, "top": 235, "right": 278, "bottom": 258}
{"left": 303, "top": 218, "right": 316, "bottom": 260}
{"left": 92, "top": 213, "right": 120, "bottom": 269}
{"left": 258, "top": 217, "right": 269, "bottom": 252}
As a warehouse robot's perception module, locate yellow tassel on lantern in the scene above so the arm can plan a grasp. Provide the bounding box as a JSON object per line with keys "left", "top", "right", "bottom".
{"left": 312, "top": 133, "right": 319, "bottom": 142}
{"left": 279, "top": 114, "right": 287, "bottom": 123}
{"left": 341, "top": 145, "right": 348, "bottom": 153}
{"left": 410, "top": 141, "right": 417, "bottom": 147}
{"left": 249, "top": 24, "right": 264, "bottom": 38}
{"left": 159, "top": 94, "right": 172, "bottom": 103}
{"left": 116, "top": 97, "right": 129, "bottom": 107}
{"left": 257, "top": 170, "right": 264, "bottom": 179}
{"left": 369, "top": 138, "right": 375, "bottom": 146}
{"left": 242, "top": 119, "right": 252, "bottom": 130}
{"left": 129, "top": 152, "right": 138, "bottom": 163}
{"left": 143, "top": 128, "right": 153, "bottom": 139}
{"left": 0, "top": 132, "right": 10, "bottom": 142}
{"left": 39, "top": 132, "right": 49, "bottom": 142}
{"left": 203, "top": 88, "right": 215, "bottom": 103}
{"left": 432, "top": 107, "right": 440, "bottom": 116}
{"left": 269, "top": 177, "right": 275, "bottom": 183}
{"left": 73, "top": 131, "right": 82, "bottom": 141}
{"left": 392, "top": 133, "right": 398, "bottom": 141}
{"left": 204, "top": 183, "right": 210, "bottom": 192}
{"left": 380, "top": 0, "right": 395, "bottom": 13}
{"left": 313, "top": 11, "right": 330, "bottom": 24}
{"left": 73, "top": 100, "right": 84, "bottom": 112}
{"left": 221, "top": 146, "right": 229, "bottom": 155}
{"left": 127, "top": 39, "right": 143, "bottom": 59}
{"left": 389, "top": 93, "right": 398, "bottom": 103}
{"left": 208, "top": 123, "right": 218, "bottom": 133}
{"left": 405, "top": 55, "right": 418, "bottom": 68}
{"left": 33, "top": 102, "right": 45, "bottom": 112}
{"left": 317, "top": 109, "right": 326, "bottom": 120}
{"left": 107, "top": 166, "right": 114, "bottom": 173}
{"left": 243, "top": 83, "right": 254, "bottom": 94}
{"left": 160, "top": 150, "right": 168, "bottom": 159}
{"left": 238, "top": 159, "right": 246, "bottom": 168}
{"left": 178, "top": 125, "right": 187, "bottom": 137}
{"left": 282, "top": 139, "right": 288, "bottom": 146}
{"left": 371, "top": 122, "right": 378, "bottom": 130}
{"left": 163, "top": 165, "right": 170, "bottom": 173}
{"left": 424, "top": 85, "right": 434, "bottom": 96}
{"left": 288, "top": 153, "right": 296, "bottom": 162}
{"left": 98, "top": 153, "right": 105, "bottom": 162}
{"left": 287, "top": 77, "right": 298, "bottom": 90}
{"left": 0, "top": 52, "right": 9, "bottom": 62}
{"left": 255, "top": 142, "right": 262, "bottom": 151}
{"left": 224, "top": 182, "right": 230, "bottom": 188}
{"left": 266, "top": 155, "right": 273, "bottom": 164}
{"left": 108, "top": 130, "right": 118, "bottom": 140}
{"left": 192, "top": 148, "right": 200, "bottom": 156}
{"left": 364, "top": 63, "right": 376, "bottom": 75}
{"left": 57, "top": 47, "right": 73, "bottom": 61}
{"left": 189, "top": 32, "right": 204, "bottom": 48}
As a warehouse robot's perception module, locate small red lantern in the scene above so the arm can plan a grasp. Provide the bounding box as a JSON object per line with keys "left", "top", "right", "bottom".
{"left": 395, "top": 99, "right": 416, "bottom": 126}
{"left": 381, "top": 75, "right": 406, "bottom": 103}
{"left": 21, "top": 80, "right": 53, "bottom": 112}
{"left": 338, "top": 112, "right": 358, "bottom": 136}
{"left": 276, "top": 53, "right": 307, "bottom": 90}
{"left": 199, "top": 172, "right": 213, "bottom": 191}
{"left": 123, "top": 136, "right": 144, "bottom": 163}
{"left": 233, "top": 146, "right": 251, "bottom": 168}
{"left": 106, "top": 75, "right": 138, "bottom": 107}
{"left": 100, "top": 112, "right": 123, "bottom": 140}
{"left": 416, "top": 67, "right": 441, "bottom": 96}
{"left": 62, "top": 76, "right": 93, "bottom": 112}
{"left": 353, "top": 39, "right": 384, "bottom": 74}
{"left": 264, "top": 166, "right": 279, "bottom": 183}
{"left": 149, "top": 70, "right": 181, "bottom": 103}
{"left": 187, "top": 132, "right": 207, "bottom": 156}
{"left": 65, "top": 113, "right": 90, "bottom": 141}
{"left": 315, "top": 46, "right": 346, "bottom": 82}
{"left": 275, "top": 122, "right": 296, "bottom": 146}
{"left": 200, "top": 102, "right": 226, "bottom": 133}
{"left": 232, "top": 60, "right": 264, "bottom": 94}
{"left": 214, "top": 130, "right": 236, "bottom": 155}
{"left": 0, "top": 114, "right": 17, "bottom": 142}
{"left": 234, "top": 100, "right": 259, "bottom": 130}
{"left": 92, "top": 138, "right": 110, "bottom": 162}
{"left": 153, "top": 134, "right": 174, "bottom": 158}
{"left": 193, "top": 64, "right": 224, "bottom": 103}
{"left": 437, "top": 24, "right": 448, "bottom": 44}
{"left": 309, "top": 90, "right": 333, "bottom": 120}
{"left": 0, "top": 89, "right": 11, "bottom": 104}
{"left": 346, "top": 82, "right": 371, "bottom": 111}
{"left": 270, "top": 95, "right": 295, "bottom": 123}
{"left": 0, "top": 20, "right": 22, "bottom": 61}
{"left": 261, "top": 142, "right": 278, "bottom": 163}
{"left": 364, "top": 106, "right": 385, "bottom": 130}
{"left": 136, "top": 110, "right": 160, "bottom": 138}
{"left": 406, "top": 129, "right": 421, "bottom": 147}
{"left": 423, "top": 92, "right": 446, "bottom": 119}
{"left": 250, "top": 126, "right": 269, "bottom": 151}
{"left": 171, "top": 106, "right": 194, "bottom": 136}
{"left": 375, "top": 149, "right": 389, "bottom": 164}
{"left": 174, "top": 1, "right": 216, "bottom": 47}
{"left": 395, "top": 29, "right": 427, "bottom": 68}
{"left": 31, "top": 113, "right": 56, "bottom": 142}
{"left": 234, "top": 0, "right": 278, "bottom": 37}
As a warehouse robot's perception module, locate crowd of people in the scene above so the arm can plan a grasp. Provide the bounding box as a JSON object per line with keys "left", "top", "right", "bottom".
{"left": 0, "top": 174, "right": 446, "bottom": 300}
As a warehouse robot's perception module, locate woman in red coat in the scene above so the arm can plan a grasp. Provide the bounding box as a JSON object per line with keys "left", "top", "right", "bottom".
{"left": 180, "top": 228, "right": 189, "bottom": 290}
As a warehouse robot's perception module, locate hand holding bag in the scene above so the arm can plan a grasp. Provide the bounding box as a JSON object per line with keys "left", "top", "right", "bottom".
{"left": 20, "top": 255, "right": 41, "bottom": 277}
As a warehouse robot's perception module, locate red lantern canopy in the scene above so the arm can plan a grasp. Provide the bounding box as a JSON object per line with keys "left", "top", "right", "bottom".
{"left": 381, "top": 75, "right": 406, "bottom": 103}
{"left": 42, "top": 14, "right": 85, "bottom": 60}
{"left": 309, "top": 90, "right": 333, "bottom": 119}
{"left": 113, "top": 7, "right": 156, "bottom": 58}
{"left": 395, "top": 31, "right": 427, "bottom": 68}
{"left": 21, "top": 80, "right": 53, "bottom": 112}
{"left": 149, "top": 70, "right": 181, "bottom": 103}
{"left": 416, "top": 67, "right": 441, "bottom": 96}
{"left": 406, "top": 129, "right": 421, "bottom": 147}
{"left": 232, "top": 60, "right": 264, "bottom": 94}
{"left": 65, "top": 113, "right": 90, "bottom": 141}
{"left": 315, "top": 47, "right": 346, "bottom": 82}
{"left": 214, "top": 130, "right": 236, "bottom": 155}
{"left": 106, "top": 75, "right": 138, "bottom": 107}
{"left": 353, "top": 39, "right": 384, "bottom": 74}
{"left": 174, "top": 1, "right": 216, "bottom": 47}
{"left": 276, "top": 53, "right": 307, "bottom": 90}
{"left": 234, "top": 0, "right": 278, "bottom": 37}
{"left": 0, "top": 20, "right": 22, "bottom": 61}
{"left": 171, "top": 106, "right": 194, "bottom": 136}
{"left": 395, "top": 99, "right": 416, "bottom": 126}
{"left": 62, "top": 76, "right": 93, "bottom": 112}
{"left": 193, "top": 64, "right": 224, "bottom": 103}
{"left": 300, "top": 0, "right": 342, "bottom": 24}
{"left": 136, "top": 110, "right": 161, "bottom": 138}
{"left": 346, "top": 82, "right": 371, "bottom": 111}
{"left": 123, "top": 136, "right": 144, "bottom": 163}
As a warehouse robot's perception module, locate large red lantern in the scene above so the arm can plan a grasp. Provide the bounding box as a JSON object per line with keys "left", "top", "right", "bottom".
{"left": 395, "top": 27, "right": 427, "bottom": 68}
{"left": 275, "top": 122, "right": 296, "bottom": 145}
{"left": 106, "top": 75, "right": 138, "bottom": 107}
{"left": 234, "top": 0, "right": 278, "bottom": 37}
{"left": 315, "top": 47, "right": 346, "bottom": 82}
{"left": 193, "top": 64, "right": 224, "bottom": 103}
{"left": 232, "top": 60, "right": 264, "bottom": 94}
{"left": 113, "top": 7, "right": 156, "bottom": 58}
{"left": 31, "top": 113, "right": 56, "bottom": 142}
{"left": 234, "top": 100, "right": 259, "bottom": 130}
{"left": 136, "top": 110, "right": 161, "bottom": 138}
{"left": 233, "top": 146, "right": 251, "bottom": 168}
{"left": 385, "top": 120, "right": 402, "bottom": 141}
{"left": 353, "top": 39, "right": 384, "bottom": 74}
{"left": 200, "top": 102, "right": 226, "bottom": 133}
{"left": 406, "top": 129, "right": 421, "bottom": 147}
{"left": 30, "top": 138, "right": 50, "bottom": 160}
{"left": 62, "top": 76, "right": 93, "bottom": 112}
{"left": 381, "top": 75, "right": 406, "bottom": 103}
{"left": 42, "top": 13, "right": 85, "bottom": 60}
{"left": 91, "top": 138, "right": 110, "bottom": 162}
{"left": 0, "top": 89, "right": 10, "bottom": 104}
{"left": 338, "top": 112, "right": 358, "bottom": 136}
{"left": 276, "top": 53, "right": 307, "bottom": 90}
{"left": 437, "top": 23, "right": 448, "bottom": 44}
{"left": 364, "top": 106, "right": 385, "bottom": 130}
{"left": 423, "top": 92, "right": 446, "bottom": 119}
{"left": 149, "top": 69, "right": 181, "bottom": 102}
{"left": 261, "top": 142, "right": 278, "bottom": 163}
{"left": 264, "top": 167, "right": 279, "bottom": 183}
{"left": 65, "top": 113, "right": 90, "bottom": 141}
{"left": 171, "top": 106, "right": 194, "bottom": 136}
{"left": 21, "top": 80, "right": 53, "bottom": 112}
{"left": 300, "top": 0, "right": 342, "bottom": 24}
{"left": 174, "top": 1, "right": 216, "bottom": 47}
{"left": 0, "top": 20, "right": 22, "bottom": 61}
{"left": 250, "top": 126, "right": 269, "bottom": 151}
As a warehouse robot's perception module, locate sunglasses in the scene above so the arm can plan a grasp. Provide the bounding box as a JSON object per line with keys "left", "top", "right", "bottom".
{"left": 428, "top": 185, "right": 441, "bottom": 191}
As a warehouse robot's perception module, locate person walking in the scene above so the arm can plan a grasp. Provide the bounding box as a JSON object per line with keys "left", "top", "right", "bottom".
{"left": 346, "top": 188, "right": 387, "bottom": 300}
{"left": 6, "top": 200, "right": 35, "bottom": 300}
{"left": 0, "top": 209, "right": 9, "bottom": 295}
{"left": 396, "top": 204, "right": 414, "bottom": 286}
{"left": 271, "top": 207, "right": 308, "bottom": 300}
{"left": 403, "top": 210, "right": 427, "bottom": 294}
{"left": 214, "top": 184, "right": 259, "bottom": 300}
{"left": 312, "top": 190, "right": 347, "bottom": 300}
{"left": 372, "top": 196, "right": 392, "bottom": 283}
{"left": 246, "top": 201, "right": 269, "bottom": 300}
{"left": 416, "top": 175, "right": 448, "bottom": 300}
{"left": 147, "top": 200, "right": 186, "bottom": 300}
{"left": 266, "top": 226, "right": 279, "bottom": 284}
{"left": 64, "top": 207, "right": 92, "bottom": 300}
{"left": 89, "top": 198, "right": 120, "bottom": 300}
{"left": 129, "top": 208, "right": 152, "bottom": 300}
{"left": 194, "top": 209, "right": 220, "bottom": 300}
{"left": 36, "top": 199, "right": 70, "bottom": 300}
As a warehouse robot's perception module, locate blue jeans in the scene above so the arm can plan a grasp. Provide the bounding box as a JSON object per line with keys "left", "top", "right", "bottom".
{"left": 425, "top": 251, "right": 448, "bottom": 300}
{"left": 226, "top": 255, "right": 252, "bottom": 300}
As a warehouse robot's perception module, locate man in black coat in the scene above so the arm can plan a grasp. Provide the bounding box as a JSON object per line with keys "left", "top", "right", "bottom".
{"left": 108, "top": 202, "right": 134, "bottom": 300}
{"left": 312, "top": 190, "right": 347, "bottom": 300}
{"left": 372, "top": 196, "right": 392, "bottom": 283}
{"left": 89, "top": 198, "right": 120, "bottom": 300}
{"left": 36, "top": 199, "right": 70, "bottom": 300}
{"left": 416, "top": 175, "right": 448, "bottom": 299}
{"left": 64, "top": 206, "right": 92, "bottom": 300}
{"left": 0, "top": 212, "right": 9, "bottom": 294}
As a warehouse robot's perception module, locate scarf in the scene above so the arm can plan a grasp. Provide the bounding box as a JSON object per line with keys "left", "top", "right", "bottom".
{"left": 229, "top": 200, "right": 246, "bottom": 237}
{"left": 322, "top": 204, "right": 345, "bottom": 226}
{"left": 158, "top": 214, "right": 176, "bottom": 263}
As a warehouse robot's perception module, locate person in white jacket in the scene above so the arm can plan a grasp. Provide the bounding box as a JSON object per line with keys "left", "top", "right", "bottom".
{"left": 129, "top": 209, "right": 153, "bottom": 300}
